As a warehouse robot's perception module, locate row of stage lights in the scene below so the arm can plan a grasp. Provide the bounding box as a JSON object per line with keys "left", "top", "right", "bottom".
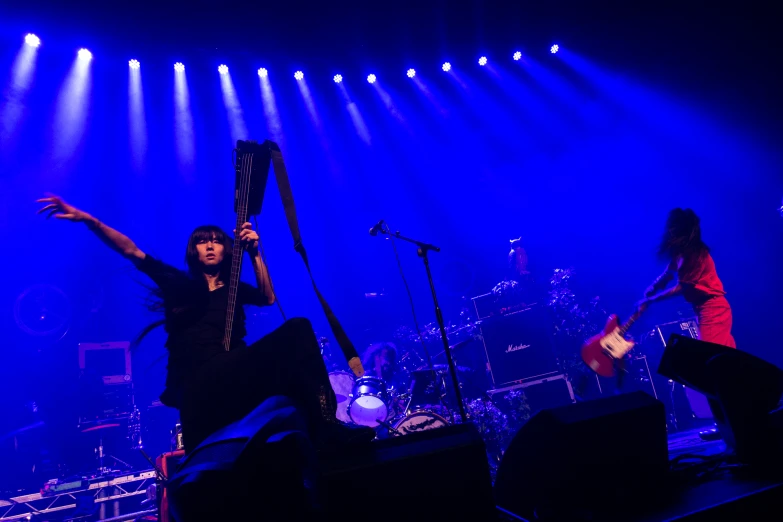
{"left": 22, "top": 33, "right": 561, "bottom": 83}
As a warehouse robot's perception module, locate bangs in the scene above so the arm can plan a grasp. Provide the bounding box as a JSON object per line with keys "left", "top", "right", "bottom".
{"left": 190, "top": 225, "right": 232, "bottom": 246}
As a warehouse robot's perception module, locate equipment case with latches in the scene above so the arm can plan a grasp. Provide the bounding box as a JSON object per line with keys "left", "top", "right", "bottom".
{"left": 487, "top": 373, "right": 575, "bottom": 415}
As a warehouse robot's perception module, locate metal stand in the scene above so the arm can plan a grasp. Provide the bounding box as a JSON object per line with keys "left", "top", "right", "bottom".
{"left": 375, "top": 223, "right": 468, "bottom": 423}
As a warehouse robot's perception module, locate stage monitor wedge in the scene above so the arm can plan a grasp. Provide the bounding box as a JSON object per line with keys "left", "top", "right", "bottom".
{"left": 659, "top": 334, "right": 783, "bottom": 465}
{"left": 495, "top": 391, "right": 668, "bottom": 520}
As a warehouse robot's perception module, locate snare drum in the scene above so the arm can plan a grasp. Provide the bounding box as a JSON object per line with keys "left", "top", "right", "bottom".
{"left": 348, "top": 376, "right": 390, "bottom": 427}
{"left": 392, "top": 410, "right": 449, "bottom": 436}
{"left": 328, "top": 371, "right": 355, "bottom": 424}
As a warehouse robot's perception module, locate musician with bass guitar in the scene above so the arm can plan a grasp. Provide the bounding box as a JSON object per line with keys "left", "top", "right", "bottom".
{"left": 36, "top": 194, "right": 375, "bottom": 453}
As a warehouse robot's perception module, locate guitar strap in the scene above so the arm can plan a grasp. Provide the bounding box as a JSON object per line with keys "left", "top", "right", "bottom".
{"left": 268, "top": 148, "right": 365, "bottom": 378}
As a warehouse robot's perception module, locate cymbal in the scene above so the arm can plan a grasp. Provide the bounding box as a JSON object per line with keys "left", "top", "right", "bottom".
{"left": 335, "top": 393, "right": 349, "bottom": 403}
{"left": 414, "top": 364, "right": 472, "bottom": 373}
{"left": 0, "top": 421, "right": 45, "bottom": 442}
{"left": 80, "top": 423, "right": 121, "bottom": 433}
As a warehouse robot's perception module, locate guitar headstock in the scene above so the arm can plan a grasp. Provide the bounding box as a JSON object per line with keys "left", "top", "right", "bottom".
{"left": 234, "top": 140, "right": 275, "bottom": 217}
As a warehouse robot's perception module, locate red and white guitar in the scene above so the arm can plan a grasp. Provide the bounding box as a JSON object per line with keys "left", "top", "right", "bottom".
{"left": 580, "top": 310, "right": 643, "bottom": 378}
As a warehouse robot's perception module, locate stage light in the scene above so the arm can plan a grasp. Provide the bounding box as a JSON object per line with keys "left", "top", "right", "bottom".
{"left": 174, "top": 62, "right": 185, "bottom": 72}
{"left": 25, "top": 34, "right": 40, "bottom": 48}
{"left": 218, "top": 64, "right": 228, "bottom": 75}
{"left": 367, "top": 74, "right": 377, "bottom": 84}
{"left": 333, "top": 74, "right": 343, "bottom": 83}
{"left": 294, "top": 70, "right": 304, "bottom": 80}
{"left": 77, "top": 48, "right": 92, "bottom": 61}
{"left": 258, "top": 67, "right": 268, "bottom": 78}
{"left": 550, "top": 44, "right": 560, "bottom": 54}
{"left": 513, "top": 51, "right": 522, "bottom": 61}
{"left": 129, "top": 59, "right": 140, "bottom": 69}
{"left": 406, "top": 68, "right": 416, "bottom": 78}
{"left": 478, "top": 56, "right": 487, "bottom": 66}
{"left": 442, "top": 62, "right": 451, "bottom": 72}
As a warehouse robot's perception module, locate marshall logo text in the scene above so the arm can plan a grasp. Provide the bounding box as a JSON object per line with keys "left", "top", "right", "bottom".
{"left": 506, "top": 343, "right": 531, "bottom": 353}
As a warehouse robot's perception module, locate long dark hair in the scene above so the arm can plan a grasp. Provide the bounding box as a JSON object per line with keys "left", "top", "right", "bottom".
{"left": 132, "top": 225, "right": 234, "bottom": 350}
{"left": 657, "top": 208, "right": 710, "bottom": 262}
{"left": 184, "top": 225, "right": 234, "bottom": 283}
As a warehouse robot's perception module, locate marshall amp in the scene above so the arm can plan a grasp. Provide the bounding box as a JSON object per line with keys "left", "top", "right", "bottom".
{"left": 480, "top": 305, "right": 559, "bottom": 387}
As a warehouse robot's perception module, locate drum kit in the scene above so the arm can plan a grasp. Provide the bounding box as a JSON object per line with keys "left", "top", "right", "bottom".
{"left": 321, "top": 317, "right": 483, "bottom": 439}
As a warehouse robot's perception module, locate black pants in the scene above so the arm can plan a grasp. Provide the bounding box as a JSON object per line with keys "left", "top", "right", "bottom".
{"left": 178, "top": 317, "right": 332, "bottom": 453}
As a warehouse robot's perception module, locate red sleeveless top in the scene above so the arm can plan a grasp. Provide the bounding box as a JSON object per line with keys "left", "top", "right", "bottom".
{"left": 670, "top": 252, "right": 726, "bottom": 305}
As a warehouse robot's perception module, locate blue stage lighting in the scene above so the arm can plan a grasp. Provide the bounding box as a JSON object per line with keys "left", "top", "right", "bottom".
{"left": 25, "top": 34, "right": 40, "bottom": 48}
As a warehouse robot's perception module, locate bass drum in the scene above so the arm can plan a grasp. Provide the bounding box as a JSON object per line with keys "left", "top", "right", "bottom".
{"left": 328, "top": 371, "right": 355, "bottom": 424}
{"left": 392, "top": 410, "right": 449, "bottom": 437}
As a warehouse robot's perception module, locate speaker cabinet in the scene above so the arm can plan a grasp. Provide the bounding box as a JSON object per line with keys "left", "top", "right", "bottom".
{"left": 659, "top": 334, "right": 783, "bottom": 465}
{"left": 480, "top": 306, "right": 559, "bottom": 387}
{"left": 495, "top": 391, "right": 668, "bottom": 520}
{"left": 320, "top": 423, "right": 496, "bottom": 520}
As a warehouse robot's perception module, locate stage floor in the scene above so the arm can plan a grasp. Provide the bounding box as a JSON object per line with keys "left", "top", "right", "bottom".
{"left": 625, "top": 427, "right": 783, "bottom": 522}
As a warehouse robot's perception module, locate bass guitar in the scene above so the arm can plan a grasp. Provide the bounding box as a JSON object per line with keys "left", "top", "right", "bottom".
{"left": 580, "top": 310, "right": 643, "bottom": 377}
{"left": 223, "top": 140, "right": 271, "bottom": 351}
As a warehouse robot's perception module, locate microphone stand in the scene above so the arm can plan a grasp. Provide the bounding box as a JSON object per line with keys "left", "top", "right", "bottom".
{"left": 375, "top": 224, "right": 469, "bottom": 423}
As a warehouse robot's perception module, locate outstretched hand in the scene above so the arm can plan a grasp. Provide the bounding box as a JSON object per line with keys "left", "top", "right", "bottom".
{"left": 36, "top": 194, "right": 91, "bottom": 222}
{"left": 234, "top": 222, "right": 259, "bottom": 255}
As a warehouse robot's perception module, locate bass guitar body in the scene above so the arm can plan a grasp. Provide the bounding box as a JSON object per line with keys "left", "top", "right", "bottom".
{"left": 580, "top": 314, "right": 636, "bottom": 378}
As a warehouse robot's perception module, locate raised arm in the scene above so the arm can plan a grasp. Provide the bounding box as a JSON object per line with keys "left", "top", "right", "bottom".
{"left": 37, "top": 194, "right": 145, "bottom": 262}
{"left": 236, "top": 221, "right": 275, "bottom": 306}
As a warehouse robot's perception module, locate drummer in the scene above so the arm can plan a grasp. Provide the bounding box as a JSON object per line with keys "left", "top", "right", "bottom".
{"left": 361, "top": 342, "right": 398, "bottom": 383}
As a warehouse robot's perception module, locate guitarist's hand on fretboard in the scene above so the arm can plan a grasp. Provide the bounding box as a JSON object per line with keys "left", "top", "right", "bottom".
{"left": 234, "top": 222, "right": 259, "bottom": 255}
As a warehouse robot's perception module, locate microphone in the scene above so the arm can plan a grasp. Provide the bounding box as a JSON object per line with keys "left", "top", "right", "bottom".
{"left": 369, "top": 219, "right": 385, "bottom": 236}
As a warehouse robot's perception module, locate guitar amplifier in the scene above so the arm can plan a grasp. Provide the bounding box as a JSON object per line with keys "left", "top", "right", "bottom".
{"left": 655, "top": 317, "right": 712, "bottom": 419}
{"left": 480, "top": 306, "right": 559, "bottom": 387}
{"left": 656, "top": 318, "right": 699, "bottom": 347}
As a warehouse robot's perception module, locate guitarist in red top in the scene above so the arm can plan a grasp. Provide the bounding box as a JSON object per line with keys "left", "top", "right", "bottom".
{"left": 638, "top": 208, "right": 736, "bottom": 349}
{"left": 581, "top": 208, "right": 734, "bottom": 379}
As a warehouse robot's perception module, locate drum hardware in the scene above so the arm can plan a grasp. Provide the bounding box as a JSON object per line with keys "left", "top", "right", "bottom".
{"left": 82, "top": 427, "right": 132, "bottom": 476}
{"left": 127, "top": 405, "right": 143, "bottom": 450}
{"left": 348, "top": 376, "right": 391, "bottom": 427}
{"left": 375, "top": 418, "right": 402, "bottom": 436}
